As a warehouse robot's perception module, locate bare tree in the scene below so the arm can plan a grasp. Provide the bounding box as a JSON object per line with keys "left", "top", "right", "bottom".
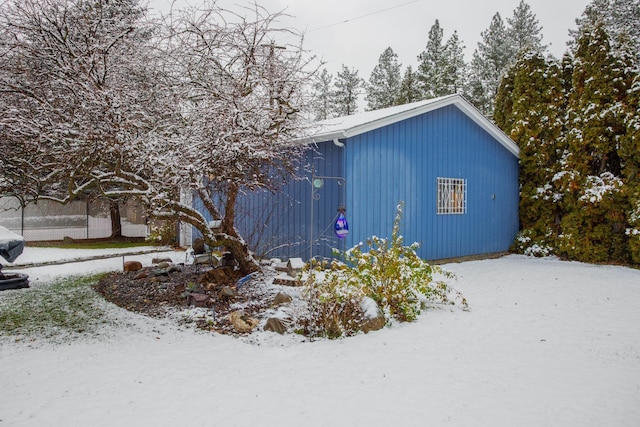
{"left": 0, "top": 0, "right": 173, "bottom": 236}
{"left": 0, "top": 0, "right": 315, "bottom": 273}
{"left": 153, "top": 1, "right": 315, "bottom": 272}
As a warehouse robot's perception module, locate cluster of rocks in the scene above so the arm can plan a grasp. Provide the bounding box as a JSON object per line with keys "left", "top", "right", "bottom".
{"left": 113, "top": 255, "right": 386, "bottom": 336}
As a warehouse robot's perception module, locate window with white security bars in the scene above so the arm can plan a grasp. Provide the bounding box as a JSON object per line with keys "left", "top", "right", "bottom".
{"left": 437, "top": 177, "right": 467, "bottom": 215}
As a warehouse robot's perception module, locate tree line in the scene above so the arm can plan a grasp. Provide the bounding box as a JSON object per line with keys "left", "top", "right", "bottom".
{"left": 311, "top": 0, "right": 640, "bottom": 265}
{"left": 496, "top": 0, "right": 640, "bottom": 265}
{"left": 310, "top": 0, "right": 548, "bottom": 119}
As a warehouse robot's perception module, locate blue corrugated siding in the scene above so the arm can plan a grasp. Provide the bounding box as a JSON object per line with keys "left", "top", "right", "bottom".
{"left": 232, "top": 104, "right": 518, "bottom": 261}
{"left": 345, "top": 105, "right": 519, "bottom": 260}
{"left": 235, "top": 141, "right": 345, "bottom": 260}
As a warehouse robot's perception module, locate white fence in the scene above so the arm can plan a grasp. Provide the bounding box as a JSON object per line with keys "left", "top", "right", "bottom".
{"left": 0, "top": 197, "right": 148, "bottom": 241}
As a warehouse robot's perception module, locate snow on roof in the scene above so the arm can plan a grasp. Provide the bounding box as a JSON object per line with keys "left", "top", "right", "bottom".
{"left": 304, "top": 94, "right": 520, "bottom": 158}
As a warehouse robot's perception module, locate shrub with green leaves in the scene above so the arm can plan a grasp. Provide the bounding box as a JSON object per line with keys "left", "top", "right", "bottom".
{"left": 302, "top": 203, "right": 467, "bottom": 339}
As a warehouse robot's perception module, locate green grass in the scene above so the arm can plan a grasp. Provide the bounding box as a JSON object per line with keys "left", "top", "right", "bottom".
{"left": 0, "top": 274, "right": 116, "bottom": 342}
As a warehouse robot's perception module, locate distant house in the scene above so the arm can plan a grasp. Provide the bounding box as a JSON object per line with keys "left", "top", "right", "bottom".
{"left": 226, "top": 94, "right": 520, "bottom": 261}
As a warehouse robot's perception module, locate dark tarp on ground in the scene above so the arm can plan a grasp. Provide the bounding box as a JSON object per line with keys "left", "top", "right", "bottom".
{"left": 0, "top": 226, "right": 25, "bottom": 263}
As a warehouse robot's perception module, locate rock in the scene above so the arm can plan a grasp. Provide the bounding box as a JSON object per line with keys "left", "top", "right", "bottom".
{"left": 167, "top": 264, "right": 182, "bottom": 274}
{"left": 361, "top": 316, "right": 386, "bottom": 334}
{"left": 124, "top": 260, "right": 143, "bottom": 272}
{"left": 187, "top": 293, "right": 212, "bottom": 308}
{"left": 157, "top": 261, "right": 171, "bottom": 269}
{"left": 229, "top": 311, "right": 259, "bottom": 333}
{"left": 151, "top": 275, "right": 170, "bottom": 283}
{"left": 264, "top": 317, "right": 287, "bottom": 335}
{"left": 273, "top": 274, "right": 302, "bottom": 287}
{"left": 218, "top": 286, "right": 236, "bottom": 299}
{"left": 199, "top": 267, "right": 234, "bottom": 285}
{"left": 152, "top": 257, "right": 173, "bottom": 264}
{"left": 134, "top": 271, "right": 149, "bottom": 280}
{"left": 150, "top": 268, "right": 169, "bottom": 277}
{"left": 286, "top": 257, "right": 305, "bottom": 276}
{"left": 359, "top": 296, "right": 386, "bottom": 333}
{"left": 271, "top": 292, "right": 293, "bottom": 306}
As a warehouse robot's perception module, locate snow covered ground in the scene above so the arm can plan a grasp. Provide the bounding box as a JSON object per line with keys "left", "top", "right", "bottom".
{"left": 1, "top": 248, "right": 640, "bottom": 426}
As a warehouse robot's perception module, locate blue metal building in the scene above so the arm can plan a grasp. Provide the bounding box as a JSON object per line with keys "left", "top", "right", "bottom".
{"left": 233, "top": 94, "right": 520, "bottom": 261}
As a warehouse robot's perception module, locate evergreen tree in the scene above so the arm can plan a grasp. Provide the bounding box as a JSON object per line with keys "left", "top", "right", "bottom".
{"left": 397, "top": 66, "right": 422, "bottom": 105}
{"left": 495, "top": 51, "right": 567, "bottom": 256}
{"left": 312, "top": 69, "right": 334, "bottom": 121}
{"left": 558, "top": 22, "right": 633, "bottom": 263}
{"left": 620, "top": 76, "right": 640, "bottom": 262}
{"left": 507, "top": 0, "right": 547, "bottom": 55}
{"left": 365, "top": 47, "right": 402, "bottom": 111}
{"left": 465, "top": 13, "right": 512, "bottom": 115}
{"left": 609, "top": 0, "right": 640, "bottom": 61}
{"left": 332, "top": 65, "right": 361, "bottom": 116}
{"left": 442, "top": 31, "right": 467, "bottom": 95}
{"left": 417, "top": 19, "right": 447, "bottom": 99}
{"left": 417, "top": 21, "right": 468, "bottom": 99}
{"left": 571, "top": 0, "right": 640, "bottom": 62}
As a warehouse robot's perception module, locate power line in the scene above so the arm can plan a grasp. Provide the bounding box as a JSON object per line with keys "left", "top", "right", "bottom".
{"left": 306, "top": 0, "right": 425, "bottom": 34}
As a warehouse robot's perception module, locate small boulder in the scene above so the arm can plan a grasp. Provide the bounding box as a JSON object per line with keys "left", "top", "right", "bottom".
{"left": 218, "top": 286, "right": 236, "bottom": 299}
{"left": 151, "top": 275, "right": 170, "bottom": 283}
{"left": 167, "top": 264, "right": 182, "bottom": 274}
{"left": 229, "top": 311, "right": 259, "bottom": 334}
{"left": 150, "top": 268, "right": 169, "bottom": 277}
{"left": 199, "top": 267, "right": 234, "bottom": 285}
{"left": 157, "top": 261, "right": 171, "bottom": 269}
{"left": 273, "top": 274, "right": 302, "bottom": 286}
{"left": 264, "top": 317, "right": 287, "bottom": 335}
{"left": 124, "top": 260, "right": 143, "bottom": 272}
{"left": 152, "top": 257, "right": 173, "bottom": 264}
{"left": 359, "top": 296, "right": 386, "bottom": 333}
{"left": 134, "top": 270, "right": 149, "bottom": 280}
{"left": 271, "top": 292, "right": 293, "bottom": 307}
{"left": 187, "top": 293, "right": 212, "bottom": 308}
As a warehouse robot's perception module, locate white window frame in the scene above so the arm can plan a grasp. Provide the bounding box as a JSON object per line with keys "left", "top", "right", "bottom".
{"left": 437, "top": 177, "right": 467, "bottom": 215}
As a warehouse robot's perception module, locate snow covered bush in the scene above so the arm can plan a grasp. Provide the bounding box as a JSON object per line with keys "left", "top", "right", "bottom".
{"left": 627, "top": 195, "right": 640, "bottom": 264}
{"left": 302, "top": 203, "right": 467, "bottom": 339}
{"left": 511, "top": 229, "right": 554, "bottom": 257}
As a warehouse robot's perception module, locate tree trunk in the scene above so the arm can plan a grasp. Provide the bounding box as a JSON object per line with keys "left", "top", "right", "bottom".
{"left": 109, "top": 200, "right": 122, "bottom": 238}
{"left": 220, "top": 184, "right": 259, "bottom": 275}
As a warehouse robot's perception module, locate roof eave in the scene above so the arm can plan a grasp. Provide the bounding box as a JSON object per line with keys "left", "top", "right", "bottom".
{"left": 301, "top": 94, "right": 520, "bottom": 158}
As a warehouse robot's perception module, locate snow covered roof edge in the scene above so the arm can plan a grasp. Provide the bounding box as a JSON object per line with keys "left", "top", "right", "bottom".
{"left": 303, "top": 94, "right": 520, "bottom": 158}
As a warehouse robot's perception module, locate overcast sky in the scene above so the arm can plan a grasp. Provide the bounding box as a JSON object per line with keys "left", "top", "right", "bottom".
{"left": 148, "top": 0, "right": 592, "bottom": 79}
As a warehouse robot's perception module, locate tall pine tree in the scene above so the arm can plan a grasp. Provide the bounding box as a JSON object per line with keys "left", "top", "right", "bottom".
{"left": 507, "top": 0, "right": 547, "bottom": 55}
{"left": 311, "top": 69, "right": 334, "bottom": 121}
{"left": 397, "top": 66, "right": 421, "bottom": 105}
{"left": 466, "top": 13, "right": 512, "bottom": 115}
{"left": 571, "top": 0, "right": 640, "bottom": 63}
{"left": 365, "top": 47, "right": 401, "bottom": 111}
{"left": 417, "top": 19, "right": 447, "bottom": 99}
{"left": 332, "top": 65, "right": 361, "bottom": 116}
{"left": 442, "top": 31, "right": 467, "bottom": 95}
